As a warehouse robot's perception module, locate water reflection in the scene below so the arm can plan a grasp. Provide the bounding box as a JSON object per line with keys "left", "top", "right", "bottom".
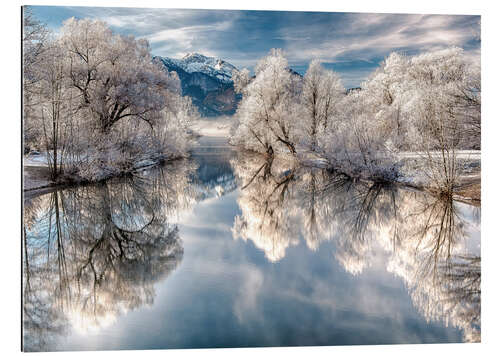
{"left": 22, "top": 161, "right": 197, "bottom": 351}
{"left": 22, "top": 151, "right": 480, "bottom": 350}
{"left": 231, "top": 153, "right": 481, "bottom": 342}
{"left": 191, "top": 148, "right": 237, "bottom": 200}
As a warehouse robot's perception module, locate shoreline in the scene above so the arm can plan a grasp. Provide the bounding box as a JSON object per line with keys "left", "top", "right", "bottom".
{"left": 23, "top": 155, "right": 186, "bottom": 200}
{"left": 23, "top": 144, "right": 481, "bottom": 206}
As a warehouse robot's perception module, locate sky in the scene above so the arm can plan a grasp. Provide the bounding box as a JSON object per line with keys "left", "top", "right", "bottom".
{"left": 30, "top": 6, "right": 480, "bottom": 88}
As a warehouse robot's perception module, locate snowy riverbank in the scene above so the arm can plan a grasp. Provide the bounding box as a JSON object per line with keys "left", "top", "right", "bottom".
{"left": 24, "top": 144, "right": 481, "bottom": 204}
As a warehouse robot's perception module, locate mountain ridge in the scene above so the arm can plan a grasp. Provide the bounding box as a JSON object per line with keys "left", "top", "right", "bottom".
{"left": 154, "top": 53, "right": 241, "bottom": 117}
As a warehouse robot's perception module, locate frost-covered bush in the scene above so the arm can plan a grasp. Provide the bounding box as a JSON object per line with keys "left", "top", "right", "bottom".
{"left": 61, "top": 96, "right": 197, "bottom": 182}
{"left": 318, "top": 89, "right": 400, "bottom": 181}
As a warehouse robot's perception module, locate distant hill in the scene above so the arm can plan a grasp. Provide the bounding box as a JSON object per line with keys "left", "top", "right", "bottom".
{"left": 154, "top": 53, "right": 241, "bottom": 117}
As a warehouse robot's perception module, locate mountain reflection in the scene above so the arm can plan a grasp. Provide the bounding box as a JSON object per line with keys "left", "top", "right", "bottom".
{"left": 22, "top": 162, "right": 197, "bottom": 351}
{"left": 231, "top": 153, "right": 481, "bottom": 342}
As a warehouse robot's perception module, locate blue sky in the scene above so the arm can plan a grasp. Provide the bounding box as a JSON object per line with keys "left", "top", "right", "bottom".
{"left": 30, "top": 6, "right": 480, "bottom": 88}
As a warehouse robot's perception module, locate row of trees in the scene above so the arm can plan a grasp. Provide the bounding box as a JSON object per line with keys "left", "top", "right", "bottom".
{"left": 230, "top": 48, "right": 481, "bottom": 191}
{"left": 23, "top": 10, "right": 198, "bottom": 182}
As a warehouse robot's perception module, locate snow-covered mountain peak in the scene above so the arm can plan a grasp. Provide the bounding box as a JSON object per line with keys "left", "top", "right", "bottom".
{"left": 153, "top": 53, "right": 242, "bottom": 116}
{"left": 156, "top": 53, "right": 238, "bottom": 84}
{"left": 182, "top": 52, "right": 209, "bottom": 62}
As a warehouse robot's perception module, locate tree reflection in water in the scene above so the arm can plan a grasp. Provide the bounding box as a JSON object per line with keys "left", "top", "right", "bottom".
{"left": 231, "top": 153, "right": 480, "bottom": 342}
{"left": 23, "top": 153, "right": 480, "bottom": 349}
{"left": 22, "top": 161, "right": 197, "bottom": 351}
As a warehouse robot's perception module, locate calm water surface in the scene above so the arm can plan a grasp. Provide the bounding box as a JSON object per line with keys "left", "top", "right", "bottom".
{"left": 22, "top": 137, "right": 481, "bottom": 351}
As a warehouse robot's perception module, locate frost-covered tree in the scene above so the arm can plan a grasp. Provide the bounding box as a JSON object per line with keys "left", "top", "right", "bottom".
{"left": 319, "top": 87, "right": 400, "bottom": 181}
{"left": 23, "top": 7, "right": 49, "bottom": 76}
{"left": 23, "top": 6, "right": 49, "bottom": 152}
{"left": 317, "top": 47, "right": 480, "bottom": 185}
{"left": 60, "top": 18, "right": 177, "bottom": 134}
{"left": 301, "top": 59, "right": 344, "bottom": 151}
{"left": 230, "top": 49, "right": 300, "bottom": 155}
{"left": 358, "top": 52, "right": 413, "bottom": 150}
{"left": 357, "top": 48, "right": 480, "bottom": 154}
{"left": 151, "top": 93, "right": 198, "bottom": 159}
{"left": 459, "top": 60, "right": 481, "bottom": 148}
{"left": 34, "top": 41, "right": 75, "bottom": 179}
{"left": 24, "top": 17, "right": 197, "bottom": 182}
{"left": 232, "top": 68, "right": 251, "bottom": 94}
{"left": 400, "top": 47, "right": 480, "bottom": 190}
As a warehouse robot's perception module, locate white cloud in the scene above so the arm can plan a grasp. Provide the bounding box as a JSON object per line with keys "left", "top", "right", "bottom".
{"left": 35, "top": 7, "right": 480, "bottom": 87}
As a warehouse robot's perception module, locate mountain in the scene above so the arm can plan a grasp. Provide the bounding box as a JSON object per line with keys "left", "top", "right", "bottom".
{"left": 154, "top": 53, "right": 241, "bottom": 117}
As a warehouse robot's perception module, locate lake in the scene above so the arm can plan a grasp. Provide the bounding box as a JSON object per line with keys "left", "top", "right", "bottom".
{"left": 22, "top": 136, "right": 481, "bottom": 351}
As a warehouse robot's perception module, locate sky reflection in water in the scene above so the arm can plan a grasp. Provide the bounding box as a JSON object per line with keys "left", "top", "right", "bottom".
{"left": 22, "top": 139, "right": 480, "bottom": 351}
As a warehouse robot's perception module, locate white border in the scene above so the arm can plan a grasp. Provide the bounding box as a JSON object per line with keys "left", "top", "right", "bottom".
{"left": 2, "top": 1, "right": 499, "bottom": 356}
